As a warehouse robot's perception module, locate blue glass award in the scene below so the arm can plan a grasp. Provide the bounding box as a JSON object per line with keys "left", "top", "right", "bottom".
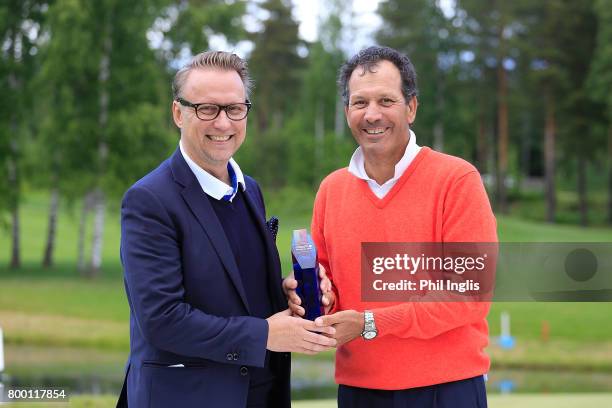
{"left": 291, "top": 229, "right": 323, "bottom": 320}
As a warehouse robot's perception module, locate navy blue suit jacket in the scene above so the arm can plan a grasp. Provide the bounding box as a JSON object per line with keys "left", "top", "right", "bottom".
{"left": 118, "top": 149, "right": 290, "bottom": 407}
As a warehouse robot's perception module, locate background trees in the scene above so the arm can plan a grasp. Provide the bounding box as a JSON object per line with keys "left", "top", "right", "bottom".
{"left": 2, "top": 0, "right": 612, "bottom": 274}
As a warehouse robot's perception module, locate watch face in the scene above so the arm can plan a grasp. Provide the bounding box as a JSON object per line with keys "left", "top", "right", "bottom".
{"left": 363, "top": 331, "right": 377, "bottom": 340}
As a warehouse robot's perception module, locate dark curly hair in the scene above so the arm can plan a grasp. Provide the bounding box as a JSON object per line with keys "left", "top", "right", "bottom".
{"left": 338, "top": 46, "right": 418, "bottom": 106}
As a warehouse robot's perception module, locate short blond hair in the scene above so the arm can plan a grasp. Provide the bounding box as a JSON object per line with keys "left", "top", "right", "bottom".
{"left": 172, "top": 51, "right": 252, "bottom": 99}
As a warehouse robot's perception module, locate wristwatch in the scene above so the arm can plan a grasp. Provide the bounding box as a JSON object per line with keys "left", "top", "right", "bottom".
{"left": 361, "top": 310, "right": 378, "bottom": 340}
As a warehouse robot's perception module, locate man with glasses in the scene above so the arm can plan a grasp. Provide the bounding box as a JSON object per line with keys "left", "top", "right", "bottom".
{"left": 117, "top": 51, "right": 336, "bottom": 408}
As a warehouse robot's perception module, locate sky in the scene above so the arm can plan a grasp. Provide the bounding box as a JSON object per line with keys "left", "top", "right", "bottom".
{"left": 292, "top": 0, "right": 455, "bottom": 49}
{"left": 210, "top": 0, "right": 385, "bottom": 57}
{"left": 168, "top": 0, "right": 456, "bottom": 61}
{"left": 292, "top": 0, "right": 383, "bottom": 53}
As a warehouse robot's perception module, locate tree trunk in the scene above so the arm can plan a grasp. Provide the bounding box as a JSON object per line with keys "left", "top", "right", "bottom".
{"left": 477, "top": 110, "right": 488, "bottom": 174}
{"left": 544, "top": 92, "right": 556, "bottom": 223}
{"left": 77, "top": 191, "right": 92, "bottom": 274}
{"left": 7, "top": 29, "right": 21, "bottom": 269}
{"left": 42, "top": 186, "right": 60, "bottom": 268}
{"left": 577, "top": 157, "right": 588, "bottom": 227}
{"left": 518, "top": 113, "right": 531, "bottom": 191}
{"left": 8, "top": 137, "right": 20, "bottom": 269}
{"left": 89, "top": 11, "right": 113, "bottom": 277}
{"left": 496, "top": 59, "right": 509, "bottom": 214}
{"left": 90, "top": 189, "right": 105, "bottom": 276}
{"left": 433, "top": 121, "right": 444, "bottom": 153}
{"left": 433, "top": 75, "right": 445, "bottom": 152}
{"left": 9, "top": 202, "right": 20, "bottom": 269}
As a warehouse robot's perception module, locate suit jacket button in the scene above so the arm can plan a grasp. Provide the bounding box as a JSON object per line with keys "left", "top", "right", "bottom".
{"left": 240, "top": 366, "right": 249, "bottom": 376}
{"left": 226, "top": 353, "right": 233, "bottom": 361}
{"left": 233, "top": 352, "right": 239, "bottom": 360}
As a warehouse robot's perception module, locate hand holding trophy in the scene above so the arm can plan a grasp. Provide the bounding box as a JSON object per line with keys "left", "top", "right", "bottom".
{"left": 282, "top": 229, "right": 335, "bottom": 319}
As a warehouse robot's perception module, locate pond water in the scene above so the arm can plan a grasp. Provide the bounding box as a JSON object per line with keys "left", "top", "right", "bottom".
{"left": 1, "top": 345, "right": 612, "bottom": 400}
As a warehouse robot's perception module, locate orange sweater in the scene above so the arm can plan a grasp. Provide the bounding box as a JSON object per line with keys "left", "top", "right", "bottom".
{"left": 311, "top": 147, "right": 498, "bottom": 390}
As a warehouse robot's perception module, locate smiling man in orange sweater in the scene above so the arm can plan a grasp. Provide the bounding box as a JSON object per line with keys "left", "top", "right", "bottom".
{"left": 302, "top": 46, "right": 497, "bottom": 407}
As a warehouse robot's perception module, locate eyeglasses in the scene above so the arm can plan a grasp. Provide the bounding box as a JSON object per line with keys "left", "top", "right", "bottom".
{"left": 176, "top": 97, "right": 252, "bottom": 121}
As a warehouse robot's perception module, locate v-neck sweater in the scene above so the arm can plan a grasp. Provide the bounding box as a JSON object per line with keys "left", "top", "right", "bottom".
{"left": 312, "top": 147, "right": 498, "bottom": 390}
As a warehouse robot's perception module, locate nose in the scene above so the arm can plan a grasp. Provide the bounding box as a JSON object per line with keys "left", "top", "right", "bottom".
{"left": 363, "top": 103, "right": 382, "bottom": 123}
{"left": 212, "top": 109, "right": 232, "bottom": 130}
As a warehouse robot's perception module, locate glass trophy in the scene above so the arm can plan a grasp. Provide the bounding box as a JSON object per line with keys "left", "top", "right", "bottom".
{"left": 291, "top": 229, "right": 323, "bottom": 320}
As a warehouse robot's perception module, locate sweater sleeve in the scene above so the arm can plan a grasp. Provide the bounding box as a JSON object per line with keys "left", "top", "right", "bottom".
{"left": 311, "top": 180, "right": 341, "bottom": 315}
{"left": 374, "top": 170, "right": 497, "bottom": 339}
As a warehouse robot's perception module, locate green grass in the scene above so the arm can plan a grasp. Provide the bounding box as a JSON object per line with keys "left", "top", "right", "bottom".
{"left": 488, "top": 303, "right": 612, "bottom": 342}
{"left": 509, "top": 188, "right": 612, "bottom": 226}
{"left": 4, "top": 394, "right": 612, "bottom": 408}
{"left": 2, "top": 191, "right": 612, "bottom": 364}
{"left": 0, "top": 191, "right": 123, "bottom": 276}
{"left": 0, "top": 277, "right": 127, "bottom": 321}
{"left": 2, "top": 190, "right": 611, "bottom": 272}
{"left": 497, "top": 215, "right": 612, "bottom": 242}
{"left": 291, "top": 395, "right": 612, "bottom": 408}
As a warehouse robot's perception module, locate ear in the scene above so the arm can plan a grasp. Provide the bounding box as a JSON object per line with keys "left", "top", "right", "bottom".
{"left": 406, "top": 96, "right": 418, "bottom": 125}
{"left": 172, "top": 100, "right": 183, "bottom": 129}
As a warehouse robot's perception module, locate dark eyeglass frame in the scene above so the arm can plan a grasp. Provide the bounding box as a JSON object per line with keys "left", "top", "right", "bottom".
{"left": 176, "top": 97, "right": 252, "bottom": 121}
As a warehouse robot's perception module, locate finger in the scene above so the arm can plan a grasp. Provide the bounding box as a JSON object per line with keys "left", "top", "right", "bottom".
{"left": 321, "top": 282, "right": 331, "bottom": 294}
{"left": 300, "top": 333, "right": 338, "bottom": 349}
{"left": 303, "top": 330, "right": 338, "bottom": 347}
{"left": 288, "top": 303, "right": 305, "bottom": 316}
{"left": 314, "top": 315, "right": 336, "bottom": 327}
{"left": 295, "top": 347, "right": 318, "bottom": 355}
{"left": 319, "top": 265, "right": 328, "bottom": 280}
{"left": 284, "top": 278, "right": 298, "bottom": 289}
{"left": 302, "top": 318, "right": 335, "bottom": 332}
{"left": 310, "top": 325, "right": 336, "bottom": 336}
{"left": 299, "top": 341, "right": 334, "bottom": 353}
{"left": 288, "top": 292, "right": 301, "bottom": 306}
{"left": 300, "top": 318, "right": 336, "bottom": 334}
{"left": 319, "top": 276, "right": 331, "bottom": 292}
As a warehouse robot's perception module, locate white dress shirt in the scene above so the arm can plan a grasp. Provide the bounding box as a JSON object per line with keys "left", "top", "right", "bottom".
{"left": 179, "top": 140, "right": 245, "bottom": 202}
{"left": 348, "top": 129, "right": 421, "bottom": 199}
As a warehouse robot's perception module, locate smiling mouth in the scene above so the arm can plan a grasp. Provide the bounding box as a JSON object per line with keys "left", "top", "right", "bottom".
{"left": 207, "top": 134, "right": 233, "bottom": 142}
{"left": 363, "top": 128, "right": 387, "bottom": 135}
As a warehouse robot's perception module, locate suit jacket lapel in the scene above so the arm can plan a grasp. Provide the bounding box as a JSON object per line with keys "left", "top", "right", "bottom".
{"left": 170, "top": 150, "right": 252, "bottom": 314}
{"left": 243, "top": 189, "right": 287, "bottom": 312}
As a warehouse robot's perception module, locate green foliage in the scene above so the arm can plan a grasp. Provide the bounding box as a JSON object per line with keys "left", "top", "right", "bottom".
{"left": 163, "top": 0, "right": 246, "bottom": 59}
{"left": 240, "top": 5, "right": 351, "bottom": 189}
{"left": 588, "top": 0, "right": 612, "bottom": 116}
{"left": 553, "top": 0, "right": 605, "bottom": 158}
{"left": 377, "top": 0, "right": 453, "bottom": 148}
{"left": 2, "top": 0, "right": 612, "bottom": 273}
{"left": 33, "top": 0, "right": 178, "bottom": 204}
{"left": 0, "top": 0, "right": 49, "bottom": 219}
{"left": 106, "top": 104, "right": 176, "bottom": 198}
{"left": 249, "top": 0, "right": 303, "bottom": 131}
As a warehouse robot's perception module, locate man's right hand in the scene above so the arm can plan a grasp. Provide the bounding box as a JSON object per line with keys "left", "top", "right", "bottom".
{"left": 266, "top": 309, "right": 337, "bottom": 355}
{"left": 282, "top": 265, "right": 335, "bottom": 317}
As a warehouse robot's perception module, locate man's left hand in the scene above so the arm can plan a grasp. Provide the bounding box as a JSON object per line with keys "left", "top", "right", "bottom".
{"left": 282, "top": 265, "right": 335, "bottom": 317}
{"left": 314, "top": 310, "right": 363, "bottom": 346}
